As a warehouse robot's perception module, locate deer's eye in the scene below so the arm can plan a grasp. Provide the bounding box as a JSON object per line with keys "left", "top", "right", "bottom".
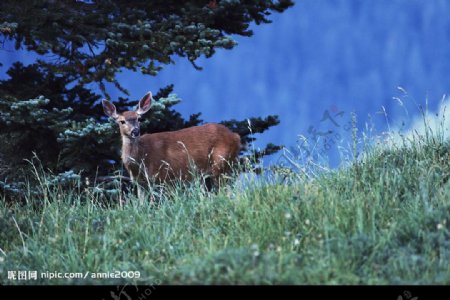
{"left": 120, "top": 120, "right": 126, "bottom": 124}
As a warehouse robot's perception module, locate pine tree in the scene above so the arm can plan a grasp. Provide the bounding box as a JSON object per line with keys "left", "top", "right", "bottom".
{"left": 0, "top": 1, "right": 293, "bottom": 195}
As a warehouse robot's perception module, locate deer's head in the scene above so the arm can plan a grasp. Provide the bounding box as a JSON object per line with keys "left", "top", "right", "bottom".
{"left": 102, "top": 92, "right": 152, "bottom": 139}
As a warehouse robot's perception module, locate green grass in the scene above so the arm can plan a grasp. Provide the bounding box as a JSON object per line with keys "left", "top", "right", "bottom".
{"left": 1, "top": 133, "right": 449, "bottom": 285}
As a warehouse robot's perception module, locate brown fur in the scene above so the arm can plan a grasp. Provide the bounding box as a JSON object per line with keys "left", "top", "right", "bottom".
{"left": 125, "top": 123, "right": 241, "bottom": 185}
{"left": 103, "top": 93, "right": 240, "bottom": 189}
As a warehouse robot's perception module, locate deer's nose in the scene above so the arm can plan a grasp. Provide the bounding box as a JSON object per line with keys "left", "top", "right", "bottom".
{"left": 131, "top": 128, "right": 140, "bottom": 137}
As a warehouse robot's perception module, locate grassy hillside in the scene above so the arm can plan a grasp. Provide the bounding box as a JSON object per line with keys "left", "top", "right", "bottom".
{"left": 1, "top": 134, "right": 449, "bottom": 285}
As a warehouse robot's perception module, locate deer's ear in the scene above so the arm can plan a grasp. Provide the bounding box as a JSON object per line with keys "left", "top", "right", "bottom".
{"left": 136, "top": 92, "right": 152, "bottom": 115}
{"left": 102, "top": 99, "right": 118, "bottom": 119}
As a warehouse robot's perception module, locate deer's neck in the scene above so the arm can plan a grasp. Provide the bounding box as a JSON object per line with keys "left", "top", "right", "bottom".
{"left": 121, "top": 136, "right": 140, "bottom": 167}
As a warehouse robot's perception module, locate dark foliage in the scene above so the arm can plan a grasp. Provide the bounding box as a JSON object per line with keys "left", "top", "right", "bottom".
{"left": 0, "top": 0, "right": 294, "bottom": 196}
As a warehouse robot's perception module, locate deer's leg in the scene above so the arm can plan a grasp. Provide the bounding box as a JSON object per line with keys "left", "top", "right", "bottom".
{"left": 130, "top": 173, "right": 145, "bottom": 204}
{"left": 210, "top": 148, "right": 233, "bottom": 190}
{"left": 137, "top": 184, "right": 145, "bottom": 205}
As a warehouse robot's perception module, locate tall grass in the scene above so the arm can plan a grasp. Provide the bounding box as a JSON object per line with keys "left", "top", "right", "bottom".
{"left": 1, "top": 115, "right": 449, "bottom": 285}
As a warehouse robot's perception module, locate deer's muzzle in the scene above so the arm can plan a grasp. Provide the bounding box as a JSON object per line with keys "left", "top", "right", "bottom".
{"left": 131, "top": 128, "right": 140, "bottom": 138}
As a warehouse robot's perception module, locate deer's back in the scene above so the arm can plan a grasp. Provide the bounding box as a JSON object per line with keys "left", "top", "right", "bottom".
{"left": 138, "top": 123, "right": 240, "bottom": 181}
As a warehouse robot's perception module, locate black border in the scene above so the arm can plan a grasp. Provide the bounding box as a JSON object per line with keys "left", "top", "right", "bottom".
{"left": 1, "top": 285, "right": 447, "bottom": 300}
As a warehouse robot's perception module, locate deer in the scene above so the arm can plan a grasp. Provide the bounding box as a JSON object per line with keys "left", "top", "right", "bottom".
{"left": 102, "top": 91, "right": 241, "bottom": 202}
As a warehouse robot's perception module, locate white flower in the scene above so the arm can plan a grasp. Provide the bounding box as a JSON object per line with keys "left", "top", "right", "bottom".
{"left": 294, "top": 239, "right": 300, "bottom": 246}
